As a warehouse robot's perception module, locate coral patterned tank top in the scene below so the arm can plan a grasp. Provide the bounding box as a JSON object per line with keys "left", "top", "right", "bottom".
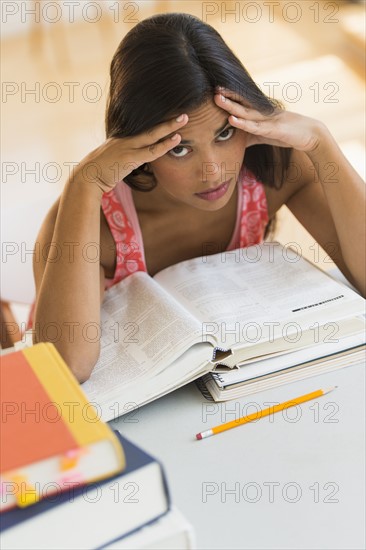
{"left": 26, "top": 167, "right": 268, "bottom": 329}
{"left": 101, "top": 166, "right": 269, "bottom": 289}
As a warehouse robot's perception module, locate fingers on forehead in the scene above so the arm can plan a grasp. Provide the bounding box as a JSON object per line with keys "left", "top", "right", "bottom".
{"left": 145, "top": 117, "right": 182, "bottom": 143}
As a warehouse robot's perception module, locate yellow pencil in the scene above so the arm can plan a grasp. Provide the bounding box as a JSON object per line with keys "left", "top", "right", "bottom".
{"left": 196, "top": 386, "right": 337, "bottom": 440}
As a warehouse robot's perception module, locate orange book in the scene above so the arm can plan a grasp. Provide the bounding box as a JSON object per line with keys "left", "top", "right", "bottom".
{"left": 0, "top": 343, "right": 125, "bottom": 512}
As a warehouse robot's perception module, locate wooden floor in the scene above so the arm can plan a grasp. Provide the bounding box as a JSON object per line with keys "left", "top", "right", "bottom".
{"left": 1, "top": 0, "right": 365, "bottom": 323}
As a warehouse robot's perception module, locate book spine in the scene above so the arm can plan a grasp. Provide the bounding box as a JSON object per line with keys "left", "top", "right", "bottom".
{"left": 195, "top": 378, "right": 215, "bottom": 401}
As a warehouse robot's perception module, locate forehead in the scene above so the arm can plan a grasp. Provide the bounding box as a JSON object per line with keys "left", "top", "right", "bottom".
{"left": 182, "top": 99, "right": 228, "bottom": 135}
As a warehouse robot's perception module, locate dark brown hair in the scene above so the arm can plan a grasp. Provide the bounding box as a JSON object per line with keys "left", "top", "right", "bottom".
{"left": 105, "top": 12, "right": 291, "bottom": 200}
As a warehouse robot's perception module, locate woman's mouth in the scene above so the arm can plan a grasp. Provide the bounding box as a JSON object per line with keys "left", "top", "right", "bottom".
{"left": 195, "top": 179, "right": 232, "bottom": 201}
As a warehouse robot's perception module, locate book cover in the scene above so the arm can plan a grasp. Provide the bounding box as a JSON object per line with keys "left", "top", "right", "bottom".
{"left": 0, "top": 431, "right": 170, "bottom": 550}
{"left": 0, "top": 343, "right": 125, "bottom": 511}
{"left": 199, "top": 343, "right": 366, "bottom": 401}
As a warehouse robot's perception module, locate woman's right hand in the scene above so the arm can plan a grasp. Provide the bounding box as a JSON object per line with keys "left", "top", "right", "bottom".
{"left": 71, "top": 114, "right": 188, "bottom": 194}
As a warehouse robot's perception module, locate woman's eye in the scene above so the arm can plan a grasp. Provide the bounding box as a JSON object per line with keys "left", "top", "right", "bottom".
{"left": 169, "top": 145, "right": 189, "bottom": 158}
{"left": 217, "top": 127, "right": 235, "bottom": 141}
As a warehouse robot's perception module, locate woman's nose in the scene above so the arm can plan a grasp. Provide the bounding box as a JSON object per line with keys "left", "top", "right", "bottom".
{"left": 195, "top": 151, "right": 223, "bottom": 183}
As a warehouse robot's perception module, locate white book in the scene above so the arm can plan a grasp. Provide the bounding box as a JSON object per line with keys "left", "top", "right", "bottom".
{"left": 79, "top": 243, "right": 365, "bottom": 421}
{"left": 104, "top": 506, "right": 196, "bottom": 549}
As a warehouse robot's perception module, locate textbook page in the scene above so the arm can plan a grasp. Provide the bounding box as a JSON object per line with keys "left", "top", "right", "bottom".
{"left": 83, "top": 343, "right": 212, "bottom": 421}
{"left": 82, "top": 272, "right": 214, "bottom": 403}
{"left": 154, "top": 243, "right": 364, "bottom": 353}
{"left": 221, "top": 315, "right": 366, "bottom": 367}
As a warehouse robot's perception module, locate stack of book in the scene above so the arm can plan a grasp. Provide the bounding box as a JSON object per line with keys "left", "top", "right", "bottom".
{"left": 76, "top": 243, "right": 365, "bottom": 421}
{"left": 0, "top": 344, "right": 195, "bottom": 549}
{"left": 0, "top": 343, "right": 126, "bottom": 513}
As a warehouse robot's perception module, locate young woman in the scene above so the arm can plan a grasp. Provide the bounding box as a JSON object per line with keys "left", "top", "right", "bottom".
{"left": 32, "top": 13, "right": 365, "bottom": 382}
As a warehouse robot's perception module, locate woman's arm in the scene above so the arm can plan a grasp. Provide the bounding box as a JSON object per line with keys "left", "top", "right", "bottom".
{"left": 33, "top": 113, "right": 189, "bottom": 382}
{"left": 214, "top": 89, "right": 366, "bottom": 297}
{"left": 287, "top": 132, "right": 366, "bottom": 297}
{"left": 309, "top": 129, "right": 365, "bottom": 295}
{"left": 33, "top": 178, "right": 105, "bottom": 383}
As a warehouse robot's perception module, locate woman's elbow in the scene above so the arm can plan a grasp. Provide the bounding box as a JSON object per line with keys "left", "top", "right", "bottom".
{"left": 32, "top": 332, "right": 99, "bottom": 384}
{"left": 60, "top": 346, "right": 100, "bottom": 384}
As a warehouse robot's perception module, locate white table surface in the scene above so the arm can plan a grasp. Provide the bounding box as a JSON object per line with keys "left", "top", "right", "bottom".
{"left": 111, "top": 361, "right": 365, "bottom": 550}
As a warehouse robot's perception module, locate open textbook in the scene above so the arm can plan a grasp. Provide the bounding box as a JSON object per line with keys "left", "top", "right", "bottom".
{"left": 81, "top": 243, "right": 365, "bottom": 421}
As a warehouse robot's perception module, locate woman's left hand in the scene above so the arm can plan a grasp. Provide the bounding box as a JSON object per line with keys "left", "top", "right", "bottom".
{"left": 214, "top": 87, "right": 327, "bottom": 153}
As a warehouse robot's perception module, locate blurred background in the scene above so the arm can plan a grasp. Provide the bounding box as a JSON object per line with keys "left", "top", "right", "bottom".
{"left": 1, "top": 0, "right": 365, "bottom": 337}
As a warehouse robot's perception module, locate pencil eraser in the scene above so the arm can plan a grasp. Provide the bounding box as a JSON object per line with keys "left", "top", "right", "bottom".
{"left": 196, "top": 433, "right": 202, "bottom": 440}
